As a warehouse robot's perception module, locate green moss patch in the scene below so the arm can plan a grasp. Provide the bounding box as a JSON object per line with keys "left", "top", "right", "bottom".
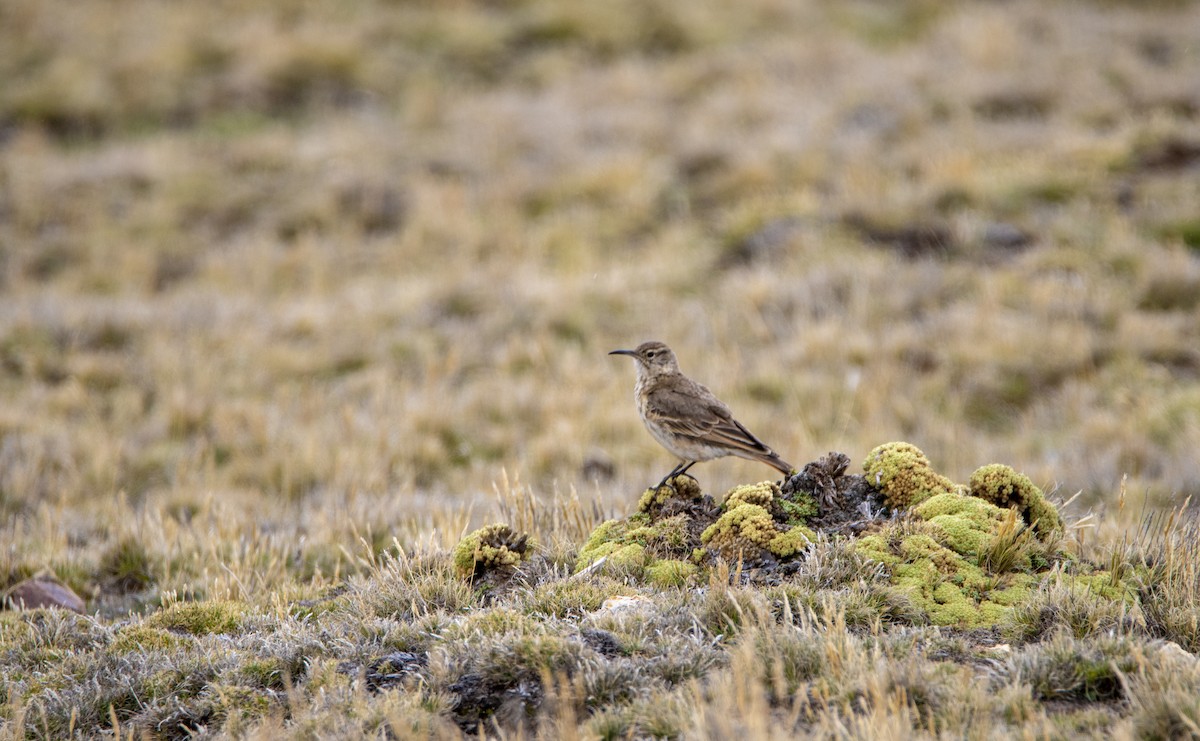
{"left": 849, "top": 444, "right": 1080, "bottom": 627}
{"left": 110, "top": 624, "right": 186, "bottom": 652}
{"left": 637, "top": 474, "right": 705, "bottom": 515}
{"left": 701, "top": 503, "right": 778, "bottom": 558}
{"left": 863, "top": 441, "right": 960, "bottom": 508}
{"left": 581, "top": 475, "right": 818, "bottom": 575}
{"left": 452, "top": 524, "right": 532, "bottom": 580}
{"left": 857, "top": 526, "right": 1038, "bottom": 627}
{"left": 969, "top": 463, "right": 1062, "bottom": 535}
{"left": 147, "top": 600, "right": 248, "bottom": 635}
{"left": 575, "top": 515, "right": 698, "bottom": 578}
{"left": 573, "top": 444, "right": 1074, "bottom": 632}
{"left": 722, "top": 482, "right": 779, "bottom": 510}
{"left": 576, "top": 519, "right": 647, "bottom": 575}
{"left": 913, "top": 491, "right": 1007, "bottom": 558}
{"left": 645, "top": 559, "right": 699, "bottom": 588}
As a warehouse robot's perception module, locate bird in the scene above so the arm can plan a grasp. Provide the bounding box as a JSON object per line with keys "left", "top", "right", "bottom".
{"left": 609, "top": 341, "right": 794, "bottom": 489}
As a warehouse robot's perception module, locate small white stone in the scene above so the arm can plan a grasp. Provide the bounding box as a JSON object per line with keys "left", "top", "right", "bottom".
{"left": 600, "top": 595, "right": 653, "bottom": 612}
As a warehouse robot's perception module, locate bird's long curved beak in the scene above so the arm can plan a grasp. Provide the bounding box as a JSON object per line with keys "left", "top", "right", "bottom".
{"left": 609, "top": 349, "right": 637, "bottom": 357}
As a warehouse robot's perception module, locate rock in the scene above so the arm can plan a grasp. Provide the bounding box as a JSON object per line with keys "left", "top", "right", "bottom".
{"left": 3, "top": 577, "right": 85, "bottom": 613}
{"left": 1158, "top": 641, "right": 1197, "bottom": 664}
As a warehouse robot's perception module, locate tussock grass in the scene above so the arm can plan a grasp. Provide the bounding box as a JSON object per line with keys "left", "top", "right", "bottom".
{"left": 3, "top": 0, "right": 1200, "bottom": 736}
{"left": 2, "top": 504, "right": 1199, "bottom": 738}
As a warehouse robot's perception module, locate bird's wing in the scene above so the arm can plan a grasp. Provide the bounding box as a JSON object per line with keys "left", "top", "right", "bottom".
{"left": 645, "top": 383, "right": 776, "bottom": 457}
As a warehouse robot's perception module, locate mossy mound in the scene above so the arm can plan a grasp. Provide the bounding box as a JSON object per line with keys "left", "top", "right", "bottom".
{"left": 698, "top": 498, "right": 772, "bottom": 563}
{"left": 644, "top": 559, "right": 699, "bottom": 588}
{"left": 863, "top": 442, "right": 960, "bottom": 509}
{"left": 970, "top": 463, "right": 1062, "bottom": 535}
{"left": 575, "top": 507, "right": 703, "bottom": 580}
{"left": 723, "top": 481, "right": 779, "bottom": 511}
{"left": 578, "top": 474, "right": 816, "bottom": 579}
{"left": 572, "top": 447, "right": 1074, "bottom": 630}
{"left": 913, "top": 491, "right": 1008, "bottom": 558}
{"left": 851, "top": 443, "right": 1075, "bottom": 627}
{"left": 453, "top": 524, "right": 532, "bottom": 581}
{"left": 636, "top": 474, "right": 707, "bottom": 517}
{"left": 575, "top": 519, "right": 652, "bottom": 576}
{"left": 700, "top": 503, "right": 815, "bottom": 562}
{"left": 854, "top": 525, "right": 1038, "bottom": 628}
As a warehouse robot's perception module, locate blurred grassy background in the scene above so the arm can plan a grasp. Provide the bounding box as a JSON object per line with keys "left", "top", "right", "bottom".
{"left": 1, "top": 0, "right": 1199, "bottom": 603}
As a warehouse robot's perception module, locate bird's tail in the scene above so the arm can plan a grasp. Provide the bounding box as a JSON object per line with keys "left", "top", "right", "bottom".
{"left": 721, "top": 419, "right": 795, "bottom": 476}
{"left": 759, "top": 450, "right": 794, "bottom": 476}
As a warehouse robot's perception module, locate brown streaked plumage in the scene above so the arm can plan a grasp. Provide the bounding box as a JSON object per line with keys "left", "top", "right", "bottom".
{"left": 609, "top": 341, "right": 794, "bottom": 489}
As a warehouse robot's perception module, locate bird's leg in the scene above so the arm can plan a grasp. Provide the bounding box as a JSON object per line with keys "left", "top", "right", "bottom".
{"left": 654, "top": 465, "right": 683, "bottom": 490}
{"left": 655, "top": 461, "right": 695, "bottom": 490}
{"left": 655, "top": 461, "right": 688, "bottom": 490}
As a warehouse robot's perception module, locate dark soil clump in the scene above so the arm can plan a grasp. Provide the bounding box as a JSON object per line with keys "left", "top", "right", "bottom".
{"left": 783, "top": 451, "right": 888, "bottom": 535}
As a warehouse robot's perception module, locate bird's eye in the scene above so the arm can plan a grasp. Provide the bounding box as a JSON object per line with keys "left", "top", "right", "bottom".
{"left": 646, "top": 351, "right": 656, "bottom": 358}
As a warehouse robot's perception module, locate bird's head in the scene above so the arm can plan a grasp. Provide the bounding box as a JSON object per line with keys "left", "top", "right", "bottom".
{"left": 609, "top": 341, "right": 679, "bottom": 377}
